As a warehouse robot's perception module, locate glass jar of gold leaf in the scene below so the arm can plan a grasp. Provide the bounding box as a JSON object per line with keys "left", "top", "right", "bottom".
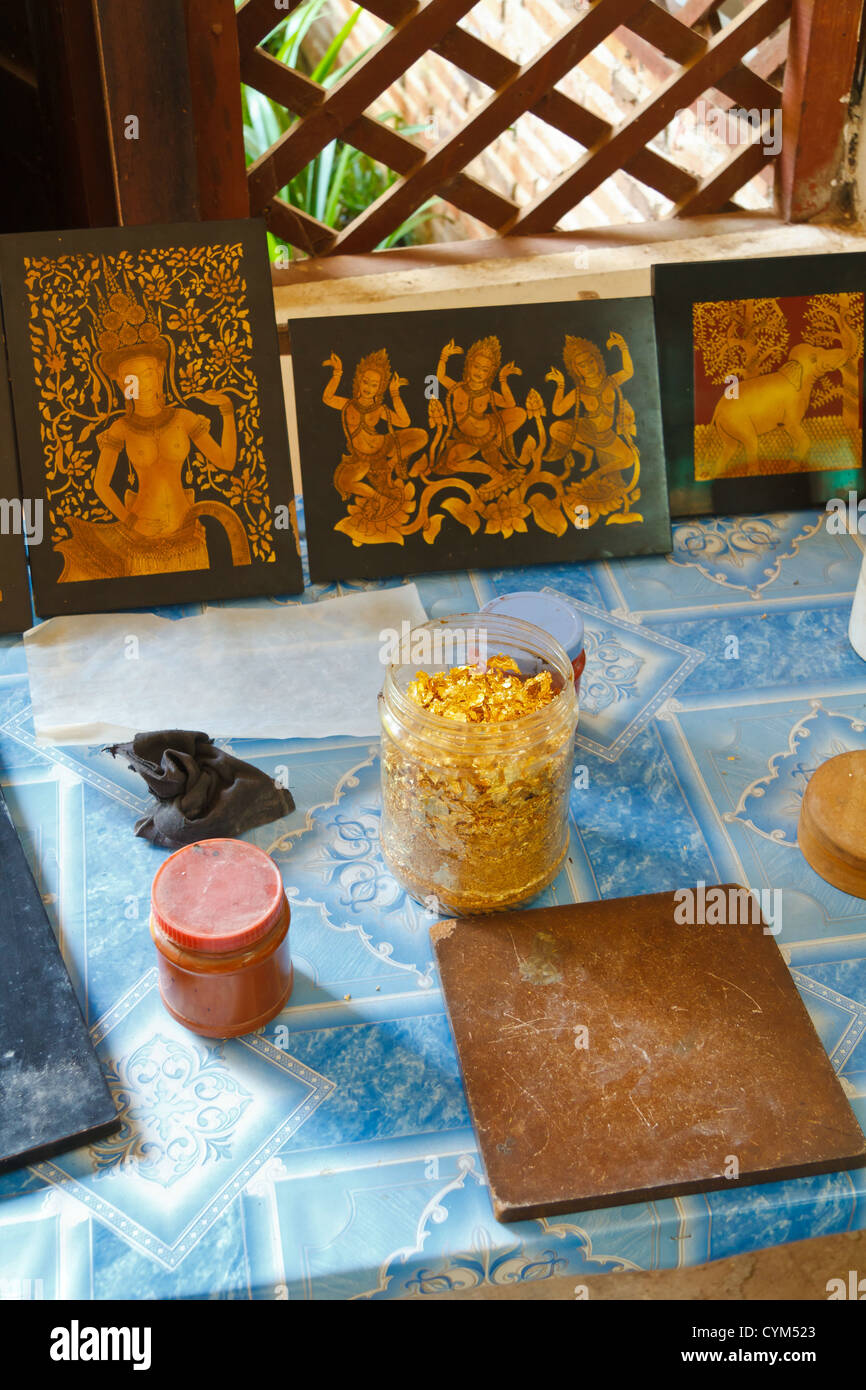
{"left": 379, "top": 615, "right": 577, "bottom": 914}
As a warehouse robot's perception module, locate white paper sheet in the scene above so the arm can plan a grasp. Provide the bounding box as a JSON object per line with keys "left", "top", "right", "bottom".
{"left": 24, "top": 586, "right": 428, "bottom": 744}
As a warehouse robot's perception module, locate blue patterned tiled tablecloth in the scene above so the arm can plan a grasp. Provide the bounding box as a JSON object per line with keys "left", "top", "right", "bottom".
{"left": 1, "top": 508, "right": 865, "bottom": 1299}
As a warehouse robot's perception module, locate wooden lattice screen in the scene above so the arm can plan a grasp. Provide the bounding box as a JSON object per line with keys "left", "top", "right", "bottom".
{"left": 233, "top": 0, "right": 864, "bottom": 257}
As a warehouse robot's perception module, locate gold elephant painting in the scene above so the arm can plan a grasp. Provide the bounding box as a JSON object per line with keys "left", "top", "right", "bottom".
{"left": 654, "top": 253, "right": 866, "bottom": 517}
{"left": 692, "top": 291, "right": 864, "bottom": 480}
{"left": 289, "top": 298, "right": 671, "bottom": 582}
{"left": 0, "top": 221, "right": 302, "bottom": 615}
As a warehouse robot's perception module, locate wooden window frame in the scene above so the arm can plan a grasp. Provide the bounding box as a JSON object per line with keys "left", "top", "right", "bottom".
{"left": 30, "top": 0, "right": 866, "bottom": 269}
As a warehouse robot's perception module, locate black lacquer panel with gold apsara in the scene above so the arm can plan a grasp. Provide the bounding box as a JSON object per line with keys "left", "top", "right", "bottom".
{"left": 289, "top": 295, "right": 672, "bottom": 583}
{"left": 0, "top": 220, "right": 302, "bottom": 615}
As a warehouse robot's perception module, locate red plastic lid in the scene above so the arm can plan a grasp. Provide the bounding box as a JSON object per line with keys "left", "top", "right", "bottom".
{"left": 151, "top": 839, "right": 288, "bottom": 954}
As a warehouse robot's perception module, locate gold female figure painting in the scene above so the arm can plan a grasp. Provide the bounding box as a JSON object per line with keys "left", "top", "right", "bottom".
{"left": 0, "top": 222, "right": 302, "bottom": 615}
{"left": 323, "top": 348, "right": 428, "bottom": 543}
{"left": 429, "top": 336, "right": 528, "bottom": 497}
{"left": 56, "top": 263, "right": 250, "bottom": 582}
{"left": 300, "top": 296, "right": 669, "bottom": 580}
{"left": 545, "top": 332, "right": 642, "bottom": 524}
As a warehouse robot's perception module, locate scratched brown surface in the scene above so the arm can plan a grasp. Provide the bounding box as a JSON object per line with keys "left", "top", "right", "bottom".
{"left": 431, "top": 889, "right": 866, "bottom": 1222}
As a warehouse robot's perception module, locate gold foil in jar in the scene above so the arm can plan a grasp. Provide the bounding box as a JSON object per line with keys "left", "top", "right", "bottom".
{"left": 407, "top": 653, "right": 556, "bottom": 723}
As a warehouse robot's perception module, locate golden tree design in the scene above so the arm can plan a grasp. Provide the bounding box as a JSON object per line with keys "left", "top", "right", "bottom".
{"left": 692, "top": 298, "right": 789, "bottom": 383}
{"left": 803, "top": 291, "right": 864, "bottom": 428}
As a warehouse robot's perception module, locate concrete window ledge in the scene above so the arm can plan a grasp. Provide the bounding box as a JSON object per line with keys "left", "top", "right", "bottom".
{"left": 272, "top": 213, "right": 866, "bottom": 325}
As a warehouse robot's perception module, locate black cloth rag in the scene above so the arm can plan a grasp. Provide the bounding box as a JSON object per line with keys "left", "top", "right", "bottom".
{"left": 106, "top": 730, "right": 295, "bottom": 849}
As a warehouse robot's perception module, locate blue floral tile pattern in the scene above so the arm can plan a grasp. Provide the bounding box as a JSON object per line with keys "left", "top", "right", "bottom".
{"left": 667, "top": 514, "right": 824, "bottom": 597}
{"left": 549, "top": 597, "right": 705, "bottom": 761}
{"left": 270, "top": 748, "right": 439, "bottom": 990}
{"left": 92, "top": 1035, "right": 254, "bottom": 1184}
{"left": 0, "top": 502, "right": 865, "bottom": 1298}
{"left": 726, "top": 704, "right": 866, "bottom": 846}
{"left": 28, "top": 974, "right": 334, "bottom": 1271}
{"left": 604, "top": 510, "right": 863, "bottom": 610}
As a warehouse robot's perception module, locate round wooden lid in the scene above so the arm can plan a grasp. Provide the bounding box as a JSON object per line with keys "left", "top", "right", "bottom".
{"left": 797, "top": 750, "right": 866, "bottom": 898}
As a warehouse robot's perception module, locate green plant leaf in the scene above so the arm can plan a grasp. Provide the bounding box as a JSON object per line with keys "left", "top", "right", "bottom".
{"left": 314, "top": 140, "right": 337, "bottom": 222}
{"left": 310, "top": 7, "right": 363, "bottom": 85}
{"left": 275, "top": 0, "right": 330, "bottom": 67}
{"left": 242, "top": 85, "right": 284, "bottom": 160}
{"left": 378, "top": 198, "right": 437, "bottom": 249}
{"left": 323, "top": 142, "right": 355, "bottom": 226}
{"left": 325, "top": 23, "right": 390, "bottom": 87}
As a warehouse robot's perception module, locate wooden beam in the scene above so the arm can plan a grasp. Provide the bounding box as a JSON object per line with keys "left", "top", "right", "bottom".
{"left": 361, "top": 0, "right": 779, "bottom": 196}
{"left": 247, "top": 0, "right": 478, "bottom": 209}
{"left": 265, "top": 197, "right": 338, "bottom": 255}
{"left": 615, "top": 12, "right": 788, "bottom": 111}
{"left": 678, "top": 0, "right": 727, "bottom": 26}
{"left": 614, "top": 0, "right": 726, "bottom": 82}
{"left": 242, "top": 46, "right": 519, "bottom": 230}
{"left": 507, "top": 0, "right": 790, "bottom": 236}
{"left": 331, "top": 0, "right": 648, "bottom": 254}
{"left": 361, "top": 0, "right": 699, "bottom": 206}
{"left": 92, "top": 0, "right": 200, "bottom": 223}
{"left": 185, "top": 0, "right": 249, "bottom": 219}
{"left": 777, "top": 0, "right": 863, "bottom": 221}
{"left": 622, "top": 0, "right": 783, "bottom": 112}
{"left": 0, "top": 50, "right": 37, "bottom": 88}
{"left": 674, "top": 129, "right": 775, "bottom": 217}
{"left": 236, "top": 0, "right": 304, "bottom": 53}
{"left": 752, "top": 25, "right": 789, "bottom": 83}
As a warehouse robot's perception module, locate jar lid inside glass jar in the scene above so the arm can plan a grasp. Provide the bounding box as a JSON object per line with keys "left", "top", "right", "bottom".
{"left": 480, "top": 591, "right": 584, "bottom": 664}
{"left": 151, "top": 839, "right": 286, "bottom": 953}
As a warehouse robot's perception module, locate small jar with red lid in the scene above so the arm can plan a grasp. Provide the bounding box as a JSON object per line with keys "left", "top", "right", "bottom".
{"left": 150, "top": 838, "right": 293, "bottom": 1038}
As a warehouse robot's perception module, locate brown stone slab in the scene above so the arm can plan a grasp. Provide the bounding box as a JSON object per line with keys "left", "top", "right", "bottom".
{"left": 431, "top": 889, "right": 866, "bottom": 1222}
